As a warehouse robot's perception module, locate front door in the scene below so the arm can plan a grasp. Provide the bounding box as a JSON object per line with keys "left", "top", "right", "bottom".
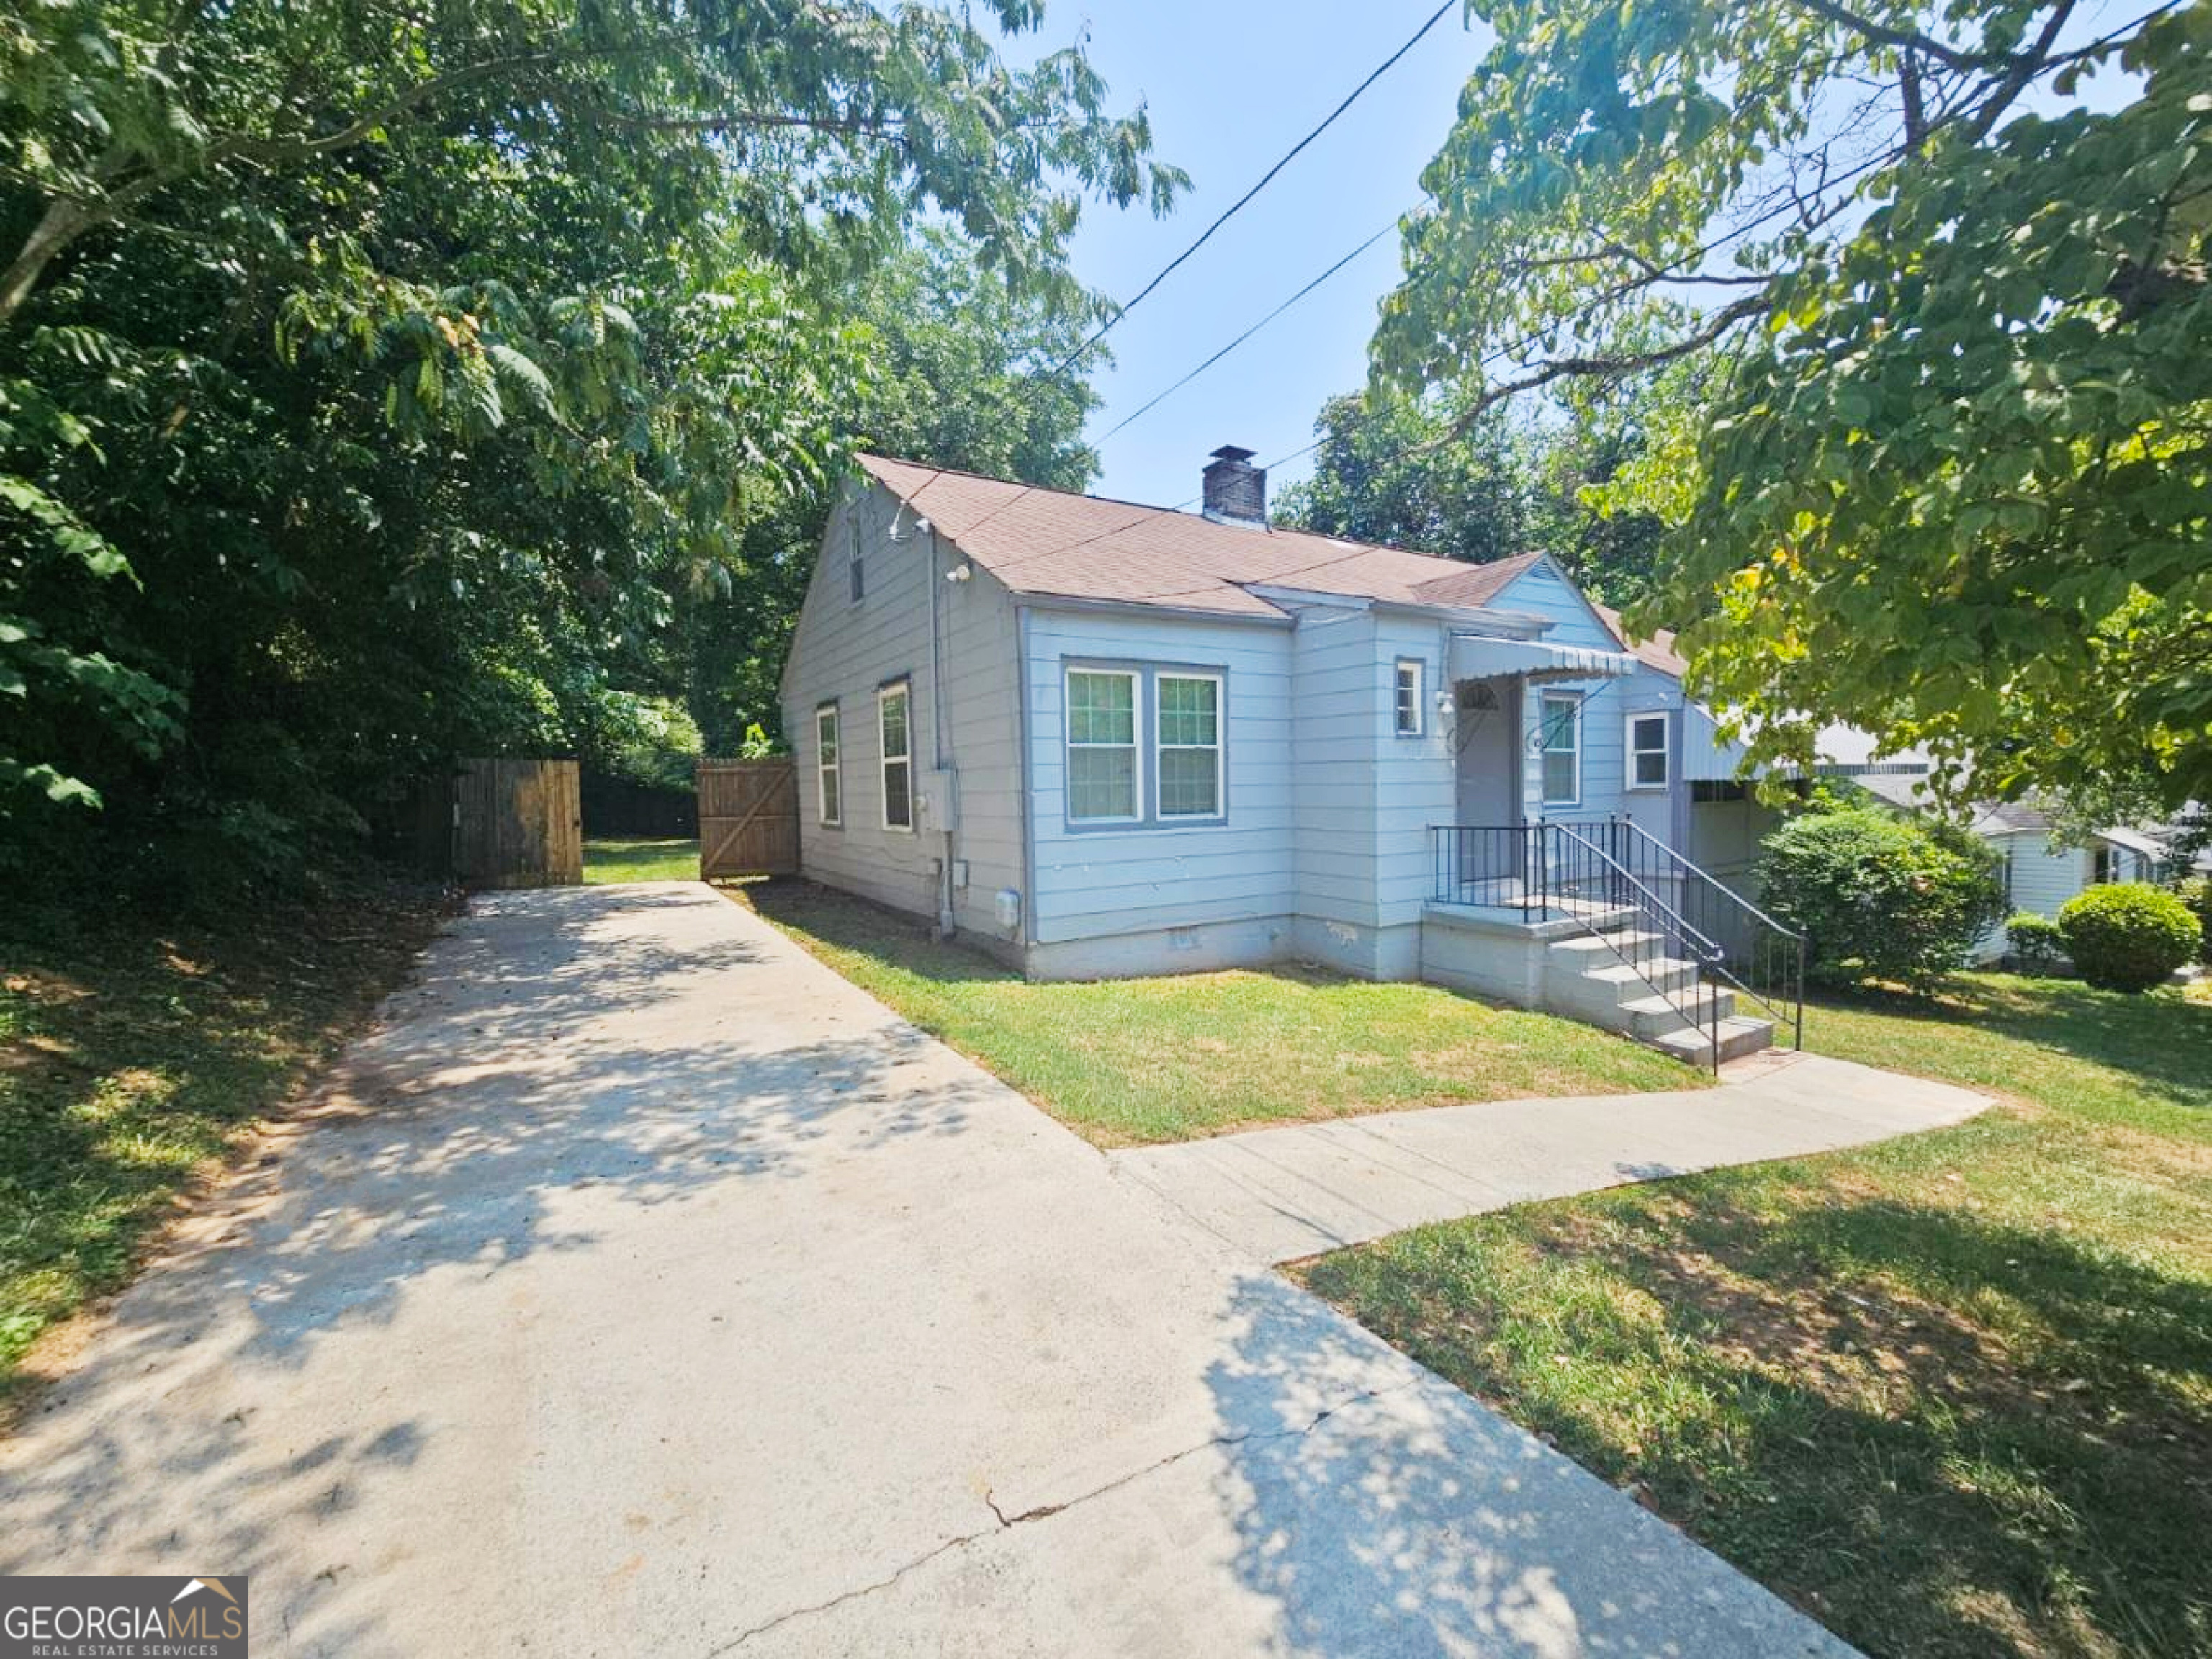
{"left": 1453, "top": 676, "right": 1519, "bottom": 825}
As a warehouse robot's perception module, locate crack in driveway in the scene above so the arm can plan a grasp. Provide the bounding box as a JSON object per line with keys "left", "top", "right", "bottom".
{"left": 713, "top": 1381, "right": 1411, "bottom": 1651}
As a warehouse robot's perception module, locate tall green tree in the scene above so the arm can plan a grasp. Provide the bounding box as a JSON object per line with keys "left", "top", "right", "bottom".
{"left": 1275, "top": 379, "right": 1669, "bottom": 606}
{"left": 1375, "top": 1, "right": 2211, "bottom": 808}
{"left": 0, "top": 1, "right": 1183, "bottom": 889}
{"left": 683, "top": 228, "right": 1108, "bottom": 754}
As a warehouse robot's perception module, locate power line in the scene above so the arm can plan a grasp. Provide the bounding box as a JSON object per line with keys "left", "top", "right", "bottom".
{"left": 1096, "top": 216, "right": 1403, "bottom": 444}
{"left": 1208, "top": 136, "right": 1914, "bottom": 501}
{"left": 1035, "top": 0, "right": 1459, "bottom": 392}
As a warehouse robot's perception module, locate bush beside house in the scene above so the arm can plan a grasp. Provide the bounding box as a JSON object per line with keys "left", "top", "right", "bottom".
{"left": 2057, "top": 884, "right": 2203, "bottom": 992}
{"left": 2181, "top": 876, "right": 2212, "bottom": 966}
{"left": 1759, "top": 803, "right": 2006, "bottom": 993}
{"left": 2004, "top": 912, "right": 2069, "bottom": 976}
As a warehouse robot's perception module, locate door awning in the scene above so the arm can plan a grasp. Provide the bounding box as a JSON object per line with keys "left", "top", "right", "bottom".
{"left": 1449, "top": 634, "right": 1639, "bottom": 683}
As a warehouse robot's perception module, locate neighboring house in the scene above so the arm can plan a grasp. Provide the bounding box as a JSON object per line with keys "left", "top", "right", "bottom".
{"left": 1573, "top": 634, "right": 2187, "bottom": 966}
{"left": 778, "top": 449, "right": 1793, "bottom": 1063}
{"left": 1847, "top": 781, "right": 2182, "bottom": 961}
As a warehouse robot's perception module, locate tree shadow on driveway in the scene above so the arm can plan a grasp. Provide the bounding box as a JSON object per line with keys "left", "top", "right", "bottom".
{"left": 1207, "top": 1276, "right": 1853, "bottom": 1658}
{"left": 0, "top": 881, "right": 988, "bottom": 1642}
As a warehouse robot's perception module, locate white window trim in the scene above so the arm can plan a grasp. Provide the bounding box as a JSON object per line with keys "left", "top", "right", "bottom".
{"left": 1064, "top": 665, "right": 1143, "bottom": 824}
{"left": 1393, "top": 659, "right": 1425, "bottom": 737}
{"left": 1155, "top": 670, "right": 1225, "bottom": 820}
{"left": 1625, "top": 710, "right": 1669, "bottom": 792}
{"left": 878, "top": 680, "right": 913, "bottom": 832}
{"left": 1540, "top": 691, "right": 1582, "bottom": 807}
{"left": 816, "top": 703, "right": 841, "bottom": 827}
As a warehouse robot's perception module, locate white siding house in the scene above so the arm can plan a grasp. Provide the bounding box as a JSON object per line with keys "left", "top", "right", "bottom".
{"left": 1967, "top": 804, "right": 2175, "bottom": 960}
{"left": 778, "top": 451, "right": 1797, "bottom": 1063}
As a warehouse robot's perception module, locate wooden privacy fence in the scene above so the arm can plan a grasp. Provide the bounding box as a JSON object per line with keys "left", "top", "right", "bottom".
{"left": 697, "top": 758, "right": 799, "bottom": 879}
{"left": 454, "top": 757, "right": 583, "bottom": 889}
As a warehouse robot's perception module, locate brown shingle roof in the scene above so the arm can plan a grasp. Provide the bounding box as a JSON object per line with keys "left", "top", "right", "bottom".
{"left": 1593, "top": 602, "right": 1689, "bottom": 677}
{"left": 858, "top": 455, "right": 1545, "bottom": 619}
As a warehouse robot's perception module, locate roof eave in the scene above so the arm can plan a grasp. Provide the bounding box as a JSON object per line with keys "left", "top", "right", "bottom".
{"left": 1014, "top": 591, "right": 1295, "bottom": 629}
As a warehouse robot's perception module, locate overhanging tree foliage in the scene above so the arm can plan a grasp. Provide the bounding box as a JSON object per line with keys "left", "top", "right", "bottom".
{"left": 1376, "top": 0, "right": 2210, "bottom": 809}
{"left": 681, "top": 228, "right": 1110, "bottom": 755}
{"left": 0, "top": 1, "right": 1182, "bottom": 889}
{"left": 1274, "top": 374, "right": 1672, "bottom": 606}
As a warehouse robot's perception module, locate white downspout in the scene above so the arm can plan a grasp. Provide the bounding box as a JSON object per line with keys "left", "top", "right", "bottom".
{"left": 926, "top": 525, "right": 957, "bottom": 939}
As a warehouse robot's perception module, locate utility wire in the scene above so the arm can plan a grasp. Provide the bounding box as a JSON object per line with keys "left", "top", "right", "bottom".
{"left": 1197, "top": 135, "right": 1915, "bottom": 504}
{"left": 1096, "top": 216, "right": 1403, "bottom": 443}
{"left": 1034, "top": 0, "right": 1459, "bottom": 392}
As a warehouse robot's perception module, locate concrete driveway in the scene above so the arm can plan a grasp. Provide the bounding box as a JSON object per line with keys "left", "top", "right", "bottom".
{"left": 0, "top": 884, "right": 1855, "bottom": 1657}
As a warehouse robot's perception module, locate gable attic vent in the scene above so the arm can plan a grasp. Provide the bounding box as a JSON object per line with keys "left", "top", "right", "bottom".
{"left": 1201, "top": 445, "right": 1267, "bottom": 527}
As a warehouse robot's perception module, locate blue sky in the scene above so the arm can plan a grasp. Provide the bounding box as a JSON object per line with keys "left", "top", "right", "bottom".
{"left": 1026, "top": 2, "right": 2138, "bottom": 512}
{"left": 1026, "top": 2, "right": 1494, "bottom": 508}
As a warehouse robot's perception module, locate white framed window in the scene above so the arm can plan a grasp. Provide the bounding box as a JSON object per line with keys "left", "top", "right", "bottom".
{"left": 878, "top": 680, "right": 912, "bottom": 830}
{"left": 848, "top": 515, "right": 865, "bottom": 603}
{"left": 1156, "top": 673, "right": 1223, "bottom": 819}
{"left": 1066, "top": 667, "right": 1141, "bottom": 822}
{"left": 816, "top": 703, "right": 841, "bottom": 826}
{"left": 1539, "top": 692, "right": 1581, "bottom": 806}
{"left": 1627, "top": 711, "right": 1669, "bottom": 791}
{"left": 1393, "top": 660, "right": 1425, "bottom": 736}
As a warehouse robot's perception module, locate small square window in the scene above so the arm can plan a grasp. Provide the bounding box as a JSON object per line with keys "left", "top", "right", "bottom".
{"left": 1394, "top": 660, "right": 1424, "bottom": 736}
{"left": 1628, "top": 712, "right": 1668, "bottom": 790}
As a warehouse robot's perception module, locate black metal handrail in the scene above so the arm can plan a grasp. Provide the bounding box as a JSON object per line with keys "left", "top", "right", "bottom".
{"left": 1541, "top": 820, "right": 1727, "bottom": 1073}
{"left": 1585, "top": 815, "right": 1806, "bottom": 1051}
{"left": 1431, "top": 820, "right": 1729, "bottom": 1071}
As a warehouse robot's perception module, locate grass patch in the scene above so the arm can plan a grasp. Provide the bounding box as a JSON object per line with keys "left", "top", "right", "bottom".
{"left": 736, "top": 881, "right": 1704, "bottom": 1146}
{"left": 1299, "top": 973, "right": 2212, "bottom": 1659}
{"left": 0, "top": 879, "right": 445, "bottom": 1405}
{"left": 584, "top": 836, "right": 699, "bottom": 884}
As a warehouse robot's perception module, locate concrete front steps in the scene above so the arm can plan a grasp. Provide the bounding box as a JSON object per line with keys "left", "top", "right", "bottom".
{"left": 1546, "top": 920, "right": 1773, "bottom": 1066}
{"left": 1419, "top": 902, "right": 1775, "bottom": 1069}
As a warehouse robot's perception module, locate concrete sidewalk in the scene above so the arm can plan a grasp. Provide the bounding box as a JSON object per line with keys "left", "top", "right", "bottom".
{"left": 1112, "top": 1052, "right": 1989, "bottom": 1264}
{"left": 0, "top": 884, "right": 1866, "bottom": 1657}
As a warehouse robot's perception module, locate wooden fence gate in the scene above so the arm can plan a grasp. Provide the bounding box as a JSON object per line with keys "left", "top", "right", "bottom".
{"left": 454, "top": 757, "right": 583, "bottom": 889}
{"left": 697, "top": 759, "right": 799, "bottom": 879}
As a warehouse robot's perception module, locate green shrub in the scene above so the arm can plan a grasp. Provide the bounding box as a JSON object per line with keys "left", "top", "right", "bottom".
{"left": 2004, "top": 912, "right": 2068, "bottom": 976}
{"left": 2056, "top": 884, "right": 2202, "bottom": 992}
{"left": 1758, "top": 804, "right": 2008, "bottom": 994}
{"left": 2180, "top": 875, "right": 2212, "bottom": 966}
{"left": 589, "top": 692, "right": 704, "bottom": 791}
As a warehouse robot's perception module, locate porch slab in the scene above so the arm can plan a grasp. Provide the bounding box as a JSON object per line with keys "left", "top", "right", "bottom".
{"left": 1108, "top": 1052, "right": 1990, "bottom": 1265}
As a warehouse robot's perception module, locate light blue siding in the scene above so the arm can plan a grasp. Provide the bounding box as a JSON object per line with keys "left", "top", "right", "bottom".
{"left": 1492, "top": 562, "right": 1686, "bottom": 843}
{"left": 779, "top": 480, "right": 1025, "bottom": 945}
{"left": 1024, "top": 608, "right": 1296, "bottom": 949}
{"left": 785, "top": 519, "right": 1731, "bottom": 981}
{"left": 1291, "top": 606, "right": 1383, "bottom": 928}
{"left": 1371, "top": 611, "right": 1455, "bottom": 932}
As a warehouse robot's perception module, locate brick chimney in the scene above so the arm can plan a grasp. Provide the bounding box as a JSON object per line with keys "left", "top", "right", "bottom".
{"left": 1201, "top": 445, "right": 1267, "bottom": 527}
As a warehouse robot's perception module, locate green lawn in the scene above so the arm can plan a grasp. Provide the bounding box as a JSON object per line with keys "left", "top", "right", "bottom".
{"left": 583, "top": 835, "right": 700, "bottom": 884}
{"left": 737, "top": 881, "right": 1705, "bottom": 1146}
{"left": 1300, "top": 973, "right": 2212, "bottom": 1659}
{"left": 0, "top": 881, "right": 444, "bottom": 1409}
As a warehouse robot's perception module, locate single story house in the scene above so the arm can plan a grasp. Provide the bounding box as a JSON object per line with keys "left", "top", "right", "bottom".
{"left": 1845, "top": 778, "right": 2188, "bottom": 961}
{"left": 778, "top": 449, "right": 1797, "bottom": 1064}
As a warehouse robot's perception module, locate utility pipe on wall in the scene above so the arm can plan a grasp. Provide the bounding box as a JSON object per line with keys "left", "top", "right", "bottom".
{"left": 925, "top": 522, "right": 958, "bottom": 940}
